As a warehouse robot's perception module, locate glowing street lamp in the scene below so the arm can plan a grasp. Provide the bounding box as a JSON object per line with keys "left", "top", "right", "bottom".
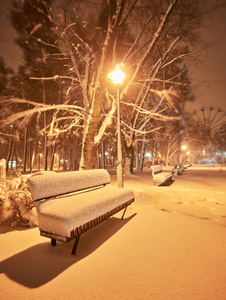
{"left": 179, "top": 144, "right": 186, "bottom": 165}
{"left": 108, "top": 64, "right": 126, "bottom": 84}
{"left": 108, "top": 63, "right": 126, "bottom": 188}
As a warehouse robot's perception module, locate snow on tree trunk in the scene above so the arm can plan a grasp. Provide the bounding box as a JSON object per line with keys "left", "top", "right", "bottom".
{"left": 80, "top": 85, "right": 105, "bottom": 169}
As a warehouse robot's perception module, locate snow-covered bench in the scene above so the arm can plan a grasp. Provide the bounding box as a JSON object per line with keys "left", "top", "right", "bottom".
{"left": 151, "top": 165, "right": 173, "bottom": 186}
{"left": 184, "top": 163, "right": 192, "bottom": 169}
{"left": 27, "top": 169, "right": 135, "bottom": 255}
{"left": 174, "top": 164, "right": 184, "bottom": 175}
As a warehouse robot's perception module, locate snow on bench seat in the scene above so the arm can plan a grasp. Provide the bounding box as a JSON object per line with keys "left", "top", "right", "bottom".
{"left": 151, "top": 165, "right": 173, "bottom": 186}
{"left": 35, "top": 184, "right": 134, "bottom": 238}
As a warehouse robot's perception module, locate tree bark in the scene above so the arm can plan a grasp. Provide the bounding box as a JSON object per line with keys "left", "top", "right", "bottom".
{"left": 23, "top": 126, "right": 28, "bottom": 173}
{"left": 6, "top": 126, "right": 14, "bottom": 172}
{"left": 101, "top": 142, "right": 105, "bottom": 169}
{"left": 124, "top": 143, "right": 134, "bottom": 175}
{"left": 140, "top": 137, "right": 146, "bottom": 172}
{"left": 135, "top": 142, "right": 139, "bottom": 171}
{"left": 79, "top": 110, "right": 101, "bottom": 170}
{"left": 50, "top": 141, "right": 56, "bottom": 171}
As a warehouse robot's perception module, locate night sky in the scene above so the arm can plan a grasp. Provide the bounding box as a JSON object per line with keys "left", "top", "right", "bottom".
{"left": 0, "top": 0, "right": 226, "bottom": 112}
{"left": 186, "top": 0, "right": 226, "bottom": 112}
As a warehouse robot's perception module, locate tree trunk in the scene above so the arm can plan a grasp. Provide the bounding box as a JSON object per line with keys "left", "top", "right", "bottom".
{"left": 101, "top": 142, "right": 105, "bottom": 169}
{"left": 96, "top": 148, "right": 100, "bottom": 169}
{"left": 140, "top": 138, "right": 146, "bottom": 172}
{"left": 29, "top": 142, "right": 35, "bottom": 172}
{"left": 79, "top": 88, "right": 105, "bottom": 170}
{"left": 166, "top": 137, "right": 171, "bottom": 166}
{"left": 80, "top": 131, "right": 98, "bottom": 170}
{"left": 23, "top": 126, "right": 28, "bottom": 173}
{"left": 135, "top": 142, "right": 139, "bottom": 171}
{"left": 42, "top": 79, "right": 48, "bottom": 171}
{"left": 69, "top": 135, "right": 73, "bottom": 170}
{"left": 6, "top": 126, "right": 14, "bottom": 172}
{"left": 152, "top": 134, "right": 159, "bottom": 165}
{"left": 44, "top": 133, "right": 48, "bottom": 170}
{"left": 50, "top": 141, "right": 56, "bottom": 171}
{"left": 72, "top": 137, "right": 79, "bottom": 171}
{"left": 124, "top": 143, "right": 134, "bottom": 175}
{"left": 9, "top": 139, "right": 16, "bottom": 170}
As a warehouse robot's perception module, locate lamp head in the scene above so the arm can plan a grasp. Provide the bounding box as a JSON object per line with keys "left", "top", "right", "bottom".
{"left": 108, "top": 63, "right": 126, "bottom": 85}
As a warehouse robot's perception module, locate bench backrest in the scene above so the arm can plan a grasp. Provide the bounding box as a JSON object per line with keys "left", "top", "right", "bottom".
{"left": 151, "top": 165, "right": 162, "bottom": 175}
{"left": 27, "top": 169, "right": 111, "bottom": 201}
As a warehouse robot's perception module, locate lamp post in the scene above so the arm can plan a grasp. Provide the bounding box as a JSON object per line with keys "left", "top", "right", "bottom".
{"left": 108, "top": 64, "right": 126, "bottom": 188}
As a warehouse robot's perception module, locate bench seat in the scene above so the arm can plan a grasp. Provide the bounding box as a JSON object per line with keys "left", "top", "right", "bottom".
{"left": 35, "top": 184, "right": 134, "bottom": 239}
{"left": 151, "top": 165, "right": 173, "bottom": 186}
{"left": 152, "top": 171, "right": 172, "bottom": 182}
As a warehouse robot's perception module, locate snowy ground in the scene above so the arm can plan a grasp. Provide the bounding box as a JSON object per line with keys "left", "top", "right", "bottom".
{"left": 0, "top": 166, "right": 226, "bottom": 300}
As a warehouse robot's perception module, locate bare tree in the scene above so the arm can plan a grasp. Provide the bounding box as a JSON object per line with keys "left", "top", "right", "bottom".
{"left": 0, "top": 0, "right": 213, "bottom": 172}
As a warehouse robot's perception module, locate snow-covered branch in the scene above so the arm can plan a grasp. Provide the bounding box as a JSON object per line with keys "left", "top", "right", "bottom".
{"left": 94, "top": 96, "right": 117, "bottom": 146}
{"left": 1, "top": 98, "right": 84, "bottom": 126}
{"left": 121, "top": 100, "right": 178, "bottom": 121}
{"left": 30, "top": 75, "right": 80, "bottom": 83}
{"left": 41, "top": 116, "right": 83, "bottom": 137}
{"left": 121, "top": 121, "right": 163, "bottom": 136}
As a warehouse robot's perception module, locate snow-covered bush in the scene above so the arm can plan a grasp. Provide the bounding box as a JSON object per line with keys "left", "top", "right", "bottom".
{"left": 0, "top": 176, "right": 38, "bottom": 228}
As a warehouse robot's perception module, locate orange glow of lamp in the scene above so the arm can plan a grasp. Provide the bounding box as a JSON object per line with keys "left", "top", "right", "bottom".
{"left": 108, "top": 64, "right": 126, "bottom": 85}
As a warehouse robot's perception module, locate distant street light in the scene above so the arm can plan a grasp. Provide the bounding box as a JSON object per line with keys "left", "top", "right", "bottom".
{"left": 108, "top": 63, "right": 126, "bottom": 188}
{"left": 180, "top": 144, "right": 187, "bottom": 165}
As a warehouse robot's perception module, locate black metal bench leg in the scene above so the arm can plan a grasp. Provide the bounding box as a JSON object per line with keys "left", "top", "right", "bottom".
{"left": 51, "top": 238, "right": 56, "bottom": 246}
{"left": 71, "top": 235, "right": 80, "bottom": 255}
{"left": 121, "top": 206, "right": 127, "bottom": 220}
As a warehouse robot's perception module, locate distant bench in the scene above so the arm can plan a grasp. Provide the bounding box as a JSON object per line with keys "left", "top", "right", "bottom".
{"left": 27, "top": 169, "right": 135, "bottom": 255}
{"left": 151, "top": 165, "right": 173, "bottom": 186}
{"left": 185, "top": 163, "right": 192, "bottom": 168}
{"left": 174, "top": 164, "right": 185, "bottom": 174}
